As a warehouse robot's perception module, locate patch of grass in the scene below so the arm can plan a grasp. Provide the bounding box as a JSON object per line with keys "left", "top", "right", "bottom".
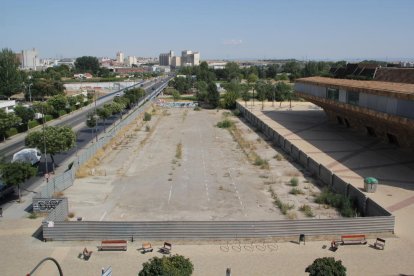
{"left": 268, "top": 186, "right": 295, "bottom": 215}
{"left": 274, "top": 154, "right": 283, "bottom": 161}
{"left": 259, "top": 174, "right": 269, "bottom": 179}
{"left": 286, "top": 211, "right": 297, "bottom": 220}
{"left": 289, "top": 177, "right": 299, "bottom": 186}
{"left": 254, "top": 157, "right": 269, "bottom": 169}
{"left": 290, "top": 187, "right": 304, "bottom": 195}
{"left": 222, "top": 111, "right": 232, "bottom": 117}
{"left": 231, "top": 109, "right": 241, "bottom": 117}
{"left": 193, "top": 106, "right": 201, "bottom": 111}
{"left": 315, "top": 189, "right": 356, "bottom": 217}
{"left": 299, "top": 204, "right": 314, "bottom": 217}
{"left": 216, "top": 119, "right": 234, "bottom": 128}
{"left": 68, "top": 212, "right": 75, "bottom": 218}
{"left": 28, "top": 213, "right": 38, "bottom": 219}
{"left": 143, "top": 112, "right": 152, "bottom": 121}
{"left": 175, "top": 142, "right": 182, "bottom": 159}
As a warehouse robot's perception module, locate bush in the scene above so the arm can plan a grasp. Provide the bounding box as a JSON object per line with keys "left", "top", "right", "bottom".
{"left": 139, "top": 255, "right": 193, "bottom": 276}
{"left": 6, "top": 127, "right": 18, "bottom": 137}
{"left": 44, "top": 115, "right": 54, "bottom": 122}
{"left": 315, "top": 189, "right": 356, "bottom": 217}
{"left": 58, "top": 110, "right": 67, "bottom": 117}
{"left": 305, "top": 257, "right": 346, "bottom": 276}
{"left": 28, "top": 120, "right": 39, "bottom": 129}
{"left": 290, "top": 187, "right": 304, "bottom": 195}
{"left": 231, "top": 108, "right": 241, "bottom": 117}
{"left": 254, "top": 156, "right": 269, "bottom": 169}
{"left": 193, "top": 106, "right": 201, "bottom": 111}
{"left": 216, "top": 119, "right": 233, "bottom": 128}
{"left": 290, "top": 177, "right": 299, "bottom": 186}
{"left": 299, "top": 204, "right": 314, "bottom": 217}
{"left": 143, "top": 112, "right": 151, "bottom": 121}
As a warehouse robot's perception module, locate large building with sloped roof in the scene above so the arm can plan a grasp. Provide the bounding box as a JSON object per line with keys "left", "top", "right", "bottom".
{"left": 294, "top": 76, "right": 414, "bottom": 148}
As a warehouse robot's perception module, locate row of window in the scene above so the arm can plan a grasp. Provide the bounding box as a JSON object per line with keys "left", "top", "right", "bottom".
{"left": 326, "top": 88, "right": 359, "bottom": 105}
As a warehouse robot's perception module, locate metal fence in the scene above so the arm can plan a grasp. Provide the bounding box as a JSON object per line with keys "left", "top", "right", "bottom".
{"left": 42, "top": 216, "right": 395, "bottom": 241}
{"left": 34, "top": 83, "right": 168, "bottom": 199}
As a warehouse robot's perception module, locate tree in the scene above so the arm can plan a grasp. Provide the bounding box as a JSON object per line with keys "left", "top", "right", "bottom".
{"left": 0, "top": 109, "right": 21, "bottom": 140}
{"left": 75, "top": 56, "right": 100, "bottom": 75}
{"left": 25, "top": 126, "right": 76, "bottom": 169}
{"left": 275, "top": 82, "right": 292, "bottom": 107}
{"left": 225, "top": 62, "right": 241, "bottom": 81}
{"left": 241, "top": 84, "right": 250, "bottom": 107}
{"left": 31, "top": 78, "right": 65, "bottom": 100}
{"left": 124, "top": 88, "right": 145, "bottom": 105}
{"left": 96, "top": 106, "right": 112, "bottom": 131}
{"left": 172, "top": 90, "right": 181, "bottom": 101}
{"left": 0, "top": 48, "right": 22, "bottom": 99}
{"left": 247, "top": 73, "right": 258, "bottom": 106}
{"left": 0, "top": 162, "right": 37, "bottom": 202}
{"left": 305, "top": 257, "right": 346, "bottom": 276}
{"left": 14, "top": 105, "right": 35, "bottom": 130}
{"left": 283, "top": 61, "right": 302, "bottom": 81}
{"left": 138, "top": 255, "right": 194, "bottom": 276}
{"left": 255, "top": 81, "right": 268, "bottom": 110}
{"left": 206, "top": 82, "right": 220, "bottom": 108}
{"left": 47, "top": 95, "right": 68, "bottom": 115}
{"left": 85, "top": 111, "right": 97, "bottom": 139}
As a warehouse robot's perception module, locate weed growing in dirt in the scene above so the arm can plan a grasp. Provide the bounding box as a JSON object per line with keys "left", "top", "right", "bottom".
{"left": 254, "top": 157, "right": 269, "bottom": 169}
{"left": 143, "top": 112, "right": 152, "bottom": 121}
{"left": 315, "top": 189, "right": 356, "bottom": 217}
{"left": 176, "top": 142, "right": 182, "bottom": 159}
{"left": 290, "top": 188, "right": 304, "bottom": 195}
{"left": 299, "top": 204, "right": 314, "bottom": 217}
{"left": 216, "top": 119, "right": 234, "bottom": 128}
{"left": 268, "top": 186, "right": 295, "bottom": 215}
{"left": 289, "top": 177, "right": 299, "bottom": 186}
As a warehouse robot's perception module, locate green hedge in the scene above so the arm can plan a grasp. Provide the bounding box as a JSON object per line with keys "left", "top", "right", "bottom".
{"left": 6, "top": 128, "right": 18, "bottom": 137}
{"left": 45, "top": 115, "right": 54, "bottom": 122}
{"left": 58, "top": 110, "right": 67, "bottom": 117}
{"left": 28, "top": 120, "right": 39, "bottom": 129}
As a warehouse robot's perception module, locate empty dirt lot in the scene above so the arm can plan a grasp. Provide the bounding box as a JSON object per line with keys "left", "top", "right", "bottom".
{"left": 65, "top": 106, "right": 338, "bottom": 221}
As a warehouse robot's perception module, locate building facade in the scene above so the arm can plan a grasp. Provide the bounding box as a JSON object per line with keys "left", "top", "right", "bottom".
{"left": 181, "top": 50, "right": 200, "bottom": 66}
{"left": 295, "top": 76, "right": 414, "bottom": 148}
{"left": 116, "top": 51, "right": 124, "bottom": 64}
{"left": 20, "top": 48, "right": 39, "bottom": 70}
{"left": 159, "top": 51, "right": 174, "bottom": 66}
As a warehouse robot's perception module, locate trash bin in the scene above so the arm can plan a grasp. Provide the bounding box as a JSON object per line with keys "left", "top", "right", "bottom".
{"left": 364, "top": 177, "right": 378, "bottom": 193}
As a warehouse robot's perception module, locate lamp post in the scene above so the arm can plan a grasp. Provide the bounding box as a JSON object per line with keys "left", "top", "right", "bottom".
{"left": 28, "top": 75, "right": 33, "bottom": 102}
{"left": 41, "top": 104, "right": 48, "bottom": 181}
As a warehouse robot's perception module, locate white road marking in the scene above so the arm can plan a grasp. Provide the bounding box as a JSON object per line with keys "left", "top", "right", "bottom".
{"left": 168, "top": 183, "right": 173, "bottom": 204}
{"left": 100, "top": 211, "right": 107, "bottom": 221}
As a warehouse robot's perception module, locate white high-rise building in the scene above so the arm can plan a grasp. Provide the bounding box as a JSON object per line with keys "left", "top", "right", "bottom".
{"left": 126, "top": 56, "right": 138, "bottom": 67}
{"left": 20, "top": 48, "right": 39, "bottom": 70}
{"left": 116, "top": 51, "right": 124, "bottom": 64}
{"left": 181, "top": 50, "right": 200, "bottom": 66}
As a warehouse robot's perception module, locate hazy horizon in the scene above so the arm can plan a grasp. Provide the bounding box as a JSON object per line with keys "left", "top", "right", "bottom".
{"left": 2, "top": 0, "right": 413, "bottom": 61}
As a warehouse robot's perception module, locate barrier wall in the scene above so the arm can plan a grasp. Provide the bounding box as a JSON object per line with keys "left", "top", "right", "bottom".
{"left": 43, "top": 217, "right": 394, "bottom": 241}
{"left": 332, "top": 174, "right": 349, "bottom": 196}
{"left": 236, "top": 102, "right": 393, "bottom": 220}
{"left": 365, "top": 198, "right": 392, "bottom": 217}
{"left": 44, "top": 198, "right": 68, "bottom": 222}
{"left": 347, "top": 185, "right": 367, "bottom": 216}
{"left": 319, "top": 165, "right": 333, "bottom": 186}
{"left": 307, "top": 158, "right": 320, "bottom": 177}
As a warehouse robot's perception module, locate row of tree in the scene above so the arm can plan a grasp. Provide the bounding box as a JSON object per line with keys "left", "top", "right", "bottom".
{"left": 0, "top": 94, "right": 88, "bottom": 140}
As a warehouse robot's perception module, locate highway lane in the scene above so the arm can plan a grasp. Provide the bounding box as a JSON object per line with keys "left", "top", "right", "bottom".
{"left": 0, "top": 79, "right": 158, "bottom": 159}
{"left": 0, "top": 77, "right": 171, "bottom": 204}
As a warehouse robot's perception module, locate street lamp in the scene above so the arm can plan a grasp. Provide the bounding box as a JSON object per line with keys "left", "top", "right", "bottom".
{"left": 28, "top": 76, "right": 33, "bottom": 102}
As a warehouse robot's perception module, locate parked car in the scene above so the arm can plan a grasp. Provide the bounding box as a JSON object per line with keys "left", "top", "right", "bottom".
{"left": 12, "top": 148, "right": 42, "bottom": 166}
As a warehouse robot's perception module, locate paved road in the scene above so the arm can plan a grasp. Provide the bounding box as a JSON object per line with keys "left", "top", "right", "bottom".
{"left": 0, "top": 76, "right": 170, "bottom": 204}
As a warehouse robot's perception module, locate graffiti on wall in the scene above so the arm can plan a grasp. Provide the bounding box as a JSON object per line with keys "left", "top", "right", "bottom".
{"left": 33, "top": 199, "right": 62, "bottom": 212}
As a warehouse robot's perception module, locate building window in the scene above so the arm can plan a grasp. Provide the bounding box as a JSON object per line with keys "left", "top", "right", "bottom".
{"left": 347, "top": 91, "right": 359, "bottom": 105}
{"left": 326, "top": 88, "right": 339, "bottom": 101}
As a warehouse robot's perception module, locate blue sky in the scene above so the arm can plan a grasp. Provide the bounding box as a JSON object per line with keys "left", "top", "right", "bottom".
{"left": 1, "top": 0, "right": 413, "bottom": 60}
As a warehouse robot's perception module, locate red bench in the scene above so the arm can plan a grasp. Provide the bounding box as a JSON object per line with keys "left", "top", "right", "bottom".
{"left": 98, "top": 240, "right": 127, "bottom": 251}
{"left": 340, "top": 235, "right": 367, "bottom": 245}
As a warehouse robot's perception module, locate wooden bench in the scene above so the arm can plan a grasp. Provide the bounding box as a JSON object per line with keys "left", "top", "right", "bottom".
{"left": 374, "top": 238, "right": 385, "bottom": 250}
{"left": 142, "top": 242, "right": 153, "bottom": 253}
{"left": 340, "top": 235, "right": 367, "bottom": 245}
{"left": 160, "top": 242, "right": 172, "bottom": 254}
{"left": 98, "top": 240, "right": 127, "bottom": 251}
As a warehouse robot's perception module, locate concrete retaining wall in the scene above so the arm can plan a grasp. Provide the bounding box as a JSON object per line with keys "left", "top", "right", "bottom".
{"left": 332, "top": 174, "right": 349, "bottom": 196}
{"left": 236, "top": 102, "right": 393, "bottom": 220}
{"left": 319, "top": 165, "right": 333, "bottom": 186}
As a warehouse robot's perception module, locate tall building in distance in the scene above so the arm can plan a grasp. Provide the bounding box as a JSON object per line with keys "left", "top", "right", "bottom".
{"left": 126, "top": 56, "right": 137, "bottom": 67}
{"left": 181, "top": 50, "right": 200, "bottom": 67}
{"left": 159, "top": 50, "right": 174, "bottom": 66}
{"left": 20, "top": 48, "right": 39, "bottom": 70}
{"left": 159, "top": 50, "right": 200, "bottom": 67}
{"left": 116, "top": 51, "right": 124, "bottom": 64}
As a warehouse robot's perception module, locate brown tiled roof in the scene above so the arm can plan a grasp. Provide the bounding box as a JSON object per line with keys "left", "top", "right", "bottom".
{"left": 374, "top": 68, "right": 414, "bottom": 84}
{"left": 296, "top": 76, "right": 414, "bottom": 100}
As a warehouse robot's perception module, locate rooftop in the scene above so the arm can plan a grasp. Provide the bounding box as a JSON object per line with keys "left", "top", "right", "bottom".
{"left": 296, "top": 76, "right": 414, "bottom": 100}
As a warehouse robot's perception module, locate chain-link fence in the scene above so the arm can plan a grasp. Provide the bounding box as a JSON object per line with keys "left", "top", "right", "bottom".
{"left": 35, "top": 82, "right": 167, "bottom": 199}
